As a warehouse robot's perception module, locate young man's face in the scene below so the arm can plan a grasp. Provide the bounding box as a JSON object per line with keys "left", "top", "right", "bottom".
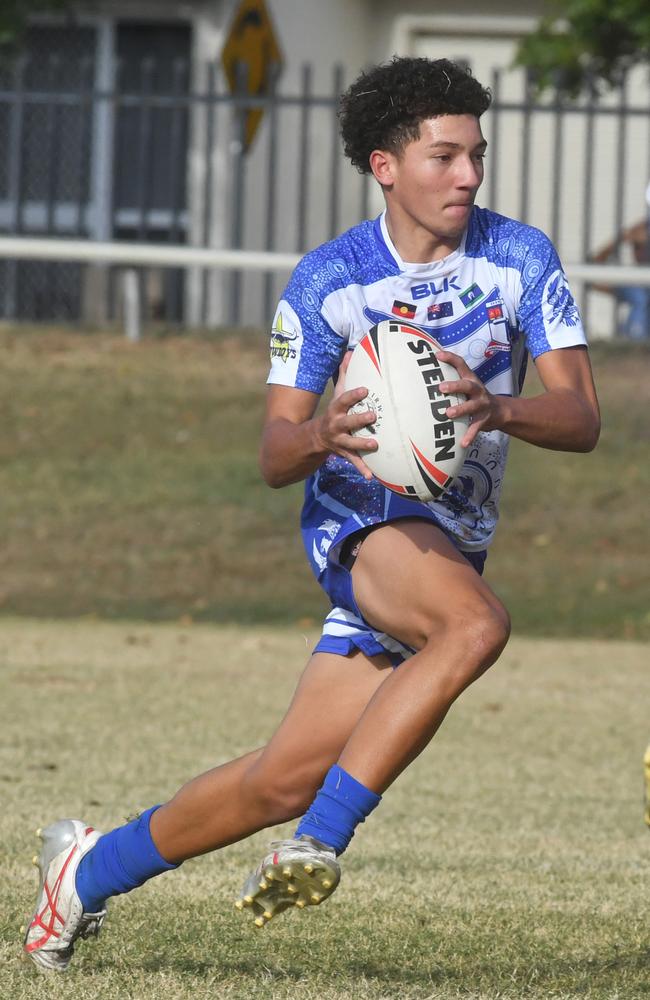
{"left": 376, "top": 114, "right": 487, "bottom": 249}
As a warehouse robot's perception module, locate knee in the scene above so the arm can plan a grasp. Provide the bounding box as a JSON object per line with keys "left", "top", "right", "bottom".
{"left": 240, "top": 762, "right": 322, "bottom": 825}
{"left": 465, "top": 600, "right": 511, "bottom": 668}
{"left": 422, "top": 597, "right": 510, "bottom": 681}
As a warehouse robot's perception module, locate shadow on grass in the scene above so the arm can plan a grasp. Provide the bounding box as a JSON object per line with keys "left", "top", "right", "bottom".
{"left": 98, "top": 932, "right": 650, "bottom": 995}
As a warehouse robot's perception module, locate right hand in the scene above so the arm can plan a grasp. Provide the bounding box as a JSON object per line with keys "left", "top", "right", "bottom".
{"left": 313, "top": 352, "right": 378, "bottom": 479}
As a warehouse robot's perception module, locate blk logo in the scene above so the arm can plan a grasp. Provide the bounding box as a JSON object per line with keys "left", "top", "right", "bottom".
{"left": 411, "top": 277, "right": 461, "bottom": 300}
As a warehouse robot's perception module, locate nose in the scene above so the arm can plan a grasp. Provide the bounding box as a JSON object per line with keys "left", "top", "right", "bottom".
{"left": 457, "top": 155, "right": 483, "bottom": 190}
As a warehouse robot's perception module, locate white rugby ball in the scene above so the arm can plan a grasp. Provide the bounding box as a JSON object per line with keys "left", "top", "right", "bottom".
{"left": 344, "top": 320, "right": 469, "bottom": 502}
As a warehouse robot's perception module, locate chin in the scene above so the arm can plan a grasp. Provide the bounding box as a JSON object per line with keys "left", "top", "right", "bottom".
{"left": 438, "top": 222, "right": 467, "bottom": 243}
{"left": 443, "top": 206, "right": 473, "bottom": 230}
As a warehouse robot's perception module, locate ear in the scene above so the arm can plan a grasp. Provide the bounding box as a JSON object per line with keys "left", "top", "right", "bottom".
{"left": 369, "top": 149, "right": 397, "bottom": 188}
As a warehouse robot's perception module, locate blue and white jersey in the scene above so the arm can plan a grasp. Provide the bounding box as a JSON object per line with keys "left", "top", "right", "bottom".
{"left": 267, "top": 207, "right": 587, "bottom": 568}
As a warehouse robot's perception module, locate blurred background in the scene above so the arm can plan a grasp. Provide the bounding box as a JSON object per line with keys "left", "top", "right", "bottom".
{"left": 1, "top": 0, "right": 650, "bottom": 333}
{"left": 0, "top": 0, "right": 648, "bottom": 638}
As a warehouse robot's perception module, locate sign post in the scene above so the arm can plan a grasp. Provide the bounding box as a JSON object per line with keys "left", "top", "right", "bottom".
{"left": 221, "top": 0, "right": 283, "bottom": 151}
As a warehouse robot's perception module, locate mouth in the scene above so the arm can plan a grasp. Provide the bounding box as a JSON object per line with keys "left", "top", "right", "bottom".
{"left": 445, "top": 203, "right": 473, "bottom": 221}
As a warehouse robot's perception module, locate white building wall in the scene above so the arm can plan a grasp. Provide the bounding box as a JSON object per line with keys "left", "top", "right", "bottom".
{"left": 201, "top": 0, "right": 380, "bottom": 323}
{"left": 243, "top": 0, "right": 648, "bottom": 337}
{"left": 25, "top": 0, "right": 649, "bottom": 335}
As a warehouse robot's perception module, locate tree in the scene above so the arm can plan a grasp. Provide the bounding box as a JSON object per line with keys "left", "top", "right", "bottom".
{"left": 515, "top": 0, "right": 650, "bottom": 94}
{"left": 0, "top": 1, "right": 85, "bottom": 47}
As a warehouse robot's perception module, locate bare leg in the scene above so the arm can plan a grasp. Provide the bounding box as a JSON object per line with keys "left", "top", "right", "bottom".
{"left": 229, "top": 520, "right": 510, "bottom": 927}
{"left": 338, "top": 519, "right": 510, "bottom": 792}
{"left": 151, "top": 649, "right": 392, "bottom": 863}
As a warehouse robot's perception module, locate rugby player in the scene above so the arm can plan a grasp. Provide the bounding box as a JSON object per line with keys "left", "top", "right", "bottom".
{"left": 23, "top": 56, "right": 600, "bottom": 970}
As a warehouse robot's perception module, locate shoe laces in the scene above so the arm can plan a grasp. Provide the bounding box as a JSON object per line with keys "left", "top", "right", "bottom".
{"left": 78, "top": 911, "right": 106, "bottom": 941}
{"left": 268, "top": 836, "right": 336, "bottom": 859}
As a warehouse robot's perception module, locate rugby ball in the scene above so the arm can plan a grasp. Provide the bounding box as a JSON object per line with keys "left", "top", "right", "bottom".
{"left": 344, "top": 320, "right": 469, "bottom": 502}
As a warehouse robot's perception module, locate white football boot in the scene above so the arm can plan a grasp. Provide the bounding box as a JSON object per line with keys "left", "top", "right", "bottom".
{"left": 235, "top": 835, "right": 341, "bottom": 927}
{"left": 23, "top": 819, "right": 107, "bottom": 972}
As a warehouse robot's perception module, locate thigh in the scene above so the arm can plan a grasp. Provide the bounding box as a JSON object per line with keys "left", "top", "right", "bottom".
{"left": 351, "top": 518, "right": 506, "bottom": 651}
{"left": 247, "top": 648, "right": 393, "bottom": 788}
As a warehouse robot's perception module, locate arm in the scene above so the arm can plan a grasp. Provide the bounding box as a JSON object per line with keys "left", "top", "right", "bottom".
{"left": 260, "top": 367, "right": 378, "bottom": 489}
{"left": 588, "top": 219, "right": 649, "bottom": 289}
{"left": 590, "top": 237, "right": 619, "bottom": 265}
{"left": 438, "top": 344, "right": 600, "bottom": 453}
{"left": 587, "top": 239, "right": 619, "bottom": 295}
{"left": 588, "top": 220, "right": 644, "bottom": 263}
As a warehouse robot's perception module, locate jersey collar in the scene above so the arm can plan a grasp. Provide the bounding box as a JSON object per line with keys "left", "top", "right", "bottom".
{"left": 376, "top": 209, "right": 469, "bottom": 276}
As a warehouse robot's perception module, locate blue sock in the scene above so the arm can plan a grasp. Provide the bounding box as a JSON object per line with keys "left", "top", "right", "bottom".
{"left": 75, "top": 806, "right": 179, "bottom": 913}
{"left": 295, "top": 765, "right": 381, "bottom": 855}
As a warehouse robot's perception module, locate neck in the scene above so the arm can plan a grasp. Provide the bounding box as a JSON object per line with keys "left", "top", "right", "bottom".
{"left": 384, "top": 208, "right": 464, "bottom": 264}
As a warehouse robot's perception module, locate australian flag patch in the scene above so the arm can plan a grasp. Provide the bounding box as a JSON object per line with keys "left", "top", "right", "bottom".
{"left": 427, "top": 301, "right": 454, "bottom": 320}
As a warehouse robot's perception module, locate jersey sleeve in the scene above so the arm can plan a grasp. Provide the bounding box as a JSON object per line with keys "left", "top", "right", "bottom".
{"left": 515, "top": 231, "right": 587, "bottom": 359}
{"left": 267, "top": 257, "right": 348, "bottom": 394}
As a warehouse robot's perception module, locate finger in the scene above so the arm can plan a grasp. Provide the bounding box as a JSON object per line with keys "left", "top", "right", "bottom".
{"left": 339, "top": 450, "right": 375, "bottom": 480}
{"left": 445, "top": 398, "right": 481, "bottom": 419}
{"left": 459, "top": 414, "right": 489, "bottom": 447}
{"left": 460, "top": 424, "right": 481, "bottom": 448}
{"left": 435, "top": 348, "right": 462, "bottom": 361}
{"left": 436, "top": 350, "right": 474, "bottom": 379}
{"left": 344, "top": 407, "right": 377, "bottom": 432}
{"left": 337, "top": 430, "right": 378, "bottom": 452}
{"left": 338, "top": 350, "right": 354, "bottom": 376}
{"left": 319, "top": 409, "right": 376, "bottom": 454}
{"left": 333, "top": 351, "right": 355, "bottom": 398}
{"left": 445, "top": 399, "right": 489, "bottom": 424}
{"left": 332, "top": 385, "right": 369, "bottom": 409}
{"left": 439, "top": 377, "right": 477, "bottom": 397}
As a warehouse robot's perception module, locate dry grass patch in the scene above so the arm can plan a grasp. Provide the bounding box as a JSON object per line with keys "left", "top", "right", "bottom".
{"left": 0, "top": 329, "right": 647, "bottom": 637}
{"left": 0, "top": 619, "right": 648, "bottom": 998}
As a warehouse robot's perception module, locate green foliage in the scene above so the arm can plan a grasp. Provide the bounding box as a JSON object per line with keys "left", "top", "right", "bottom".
{"left": 516, "top": 0, "right": 650, "bottom": 94}
{"left": 0, "top": 0, "right": 82, "bottom": 47}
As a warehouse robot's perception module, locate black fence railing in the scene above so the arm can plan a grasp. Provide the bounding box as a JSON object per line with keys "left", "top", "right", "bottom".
{"left": 0, "top": 51, "right": 648, "bottom": 333}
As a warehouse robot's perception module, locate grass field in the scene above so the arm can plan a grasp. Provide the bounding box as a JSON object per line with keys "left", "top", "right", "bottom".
{"left": 0, "top": 619, "right": 648, "bottom": 999}
{"left": 0, "top": 327, "right": 648, "bottom": 639}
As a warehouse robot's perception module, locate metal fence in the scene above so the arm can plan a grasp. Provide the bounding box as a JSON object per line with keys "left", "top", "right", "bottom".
{"left": 0, "top": 31, "right": 649, "bottom": 333}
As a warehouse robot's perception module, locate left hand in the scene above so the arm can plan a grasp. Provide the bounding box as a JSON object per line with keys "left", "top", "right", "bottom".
{"left": 436, "top": 349, "right": 505, "bottom": 448}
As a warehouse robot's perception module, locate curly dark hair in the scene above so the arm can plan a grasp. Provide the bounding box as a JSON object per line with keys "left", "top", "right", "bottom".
{"left": 339, "top": 57, "right": 492, "bottom": 174}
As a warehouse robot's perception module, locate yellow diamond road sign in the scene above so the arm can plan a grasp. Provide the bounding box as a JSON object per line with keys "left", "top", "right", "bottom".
{"left": 221, "top": 0, "right": 284, "bottom": 151}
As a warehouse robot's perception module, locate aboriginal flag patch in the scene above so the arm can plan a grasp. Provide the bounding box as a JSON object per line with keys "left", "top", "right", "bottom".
{"left": 392, "top": 300, "right": 416, "bottom": 319}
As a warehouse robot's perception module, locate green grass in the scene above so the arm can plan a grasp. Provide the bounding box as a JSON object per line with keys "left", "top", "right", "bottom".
{"left": 0, "top": 328, "right": 647, "bottom": 638}
{"left": 489, "top": 341, "right": 650, "bottom": 640}
{"left": 1, "top": 620, "right": 648, "bottom": 998}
